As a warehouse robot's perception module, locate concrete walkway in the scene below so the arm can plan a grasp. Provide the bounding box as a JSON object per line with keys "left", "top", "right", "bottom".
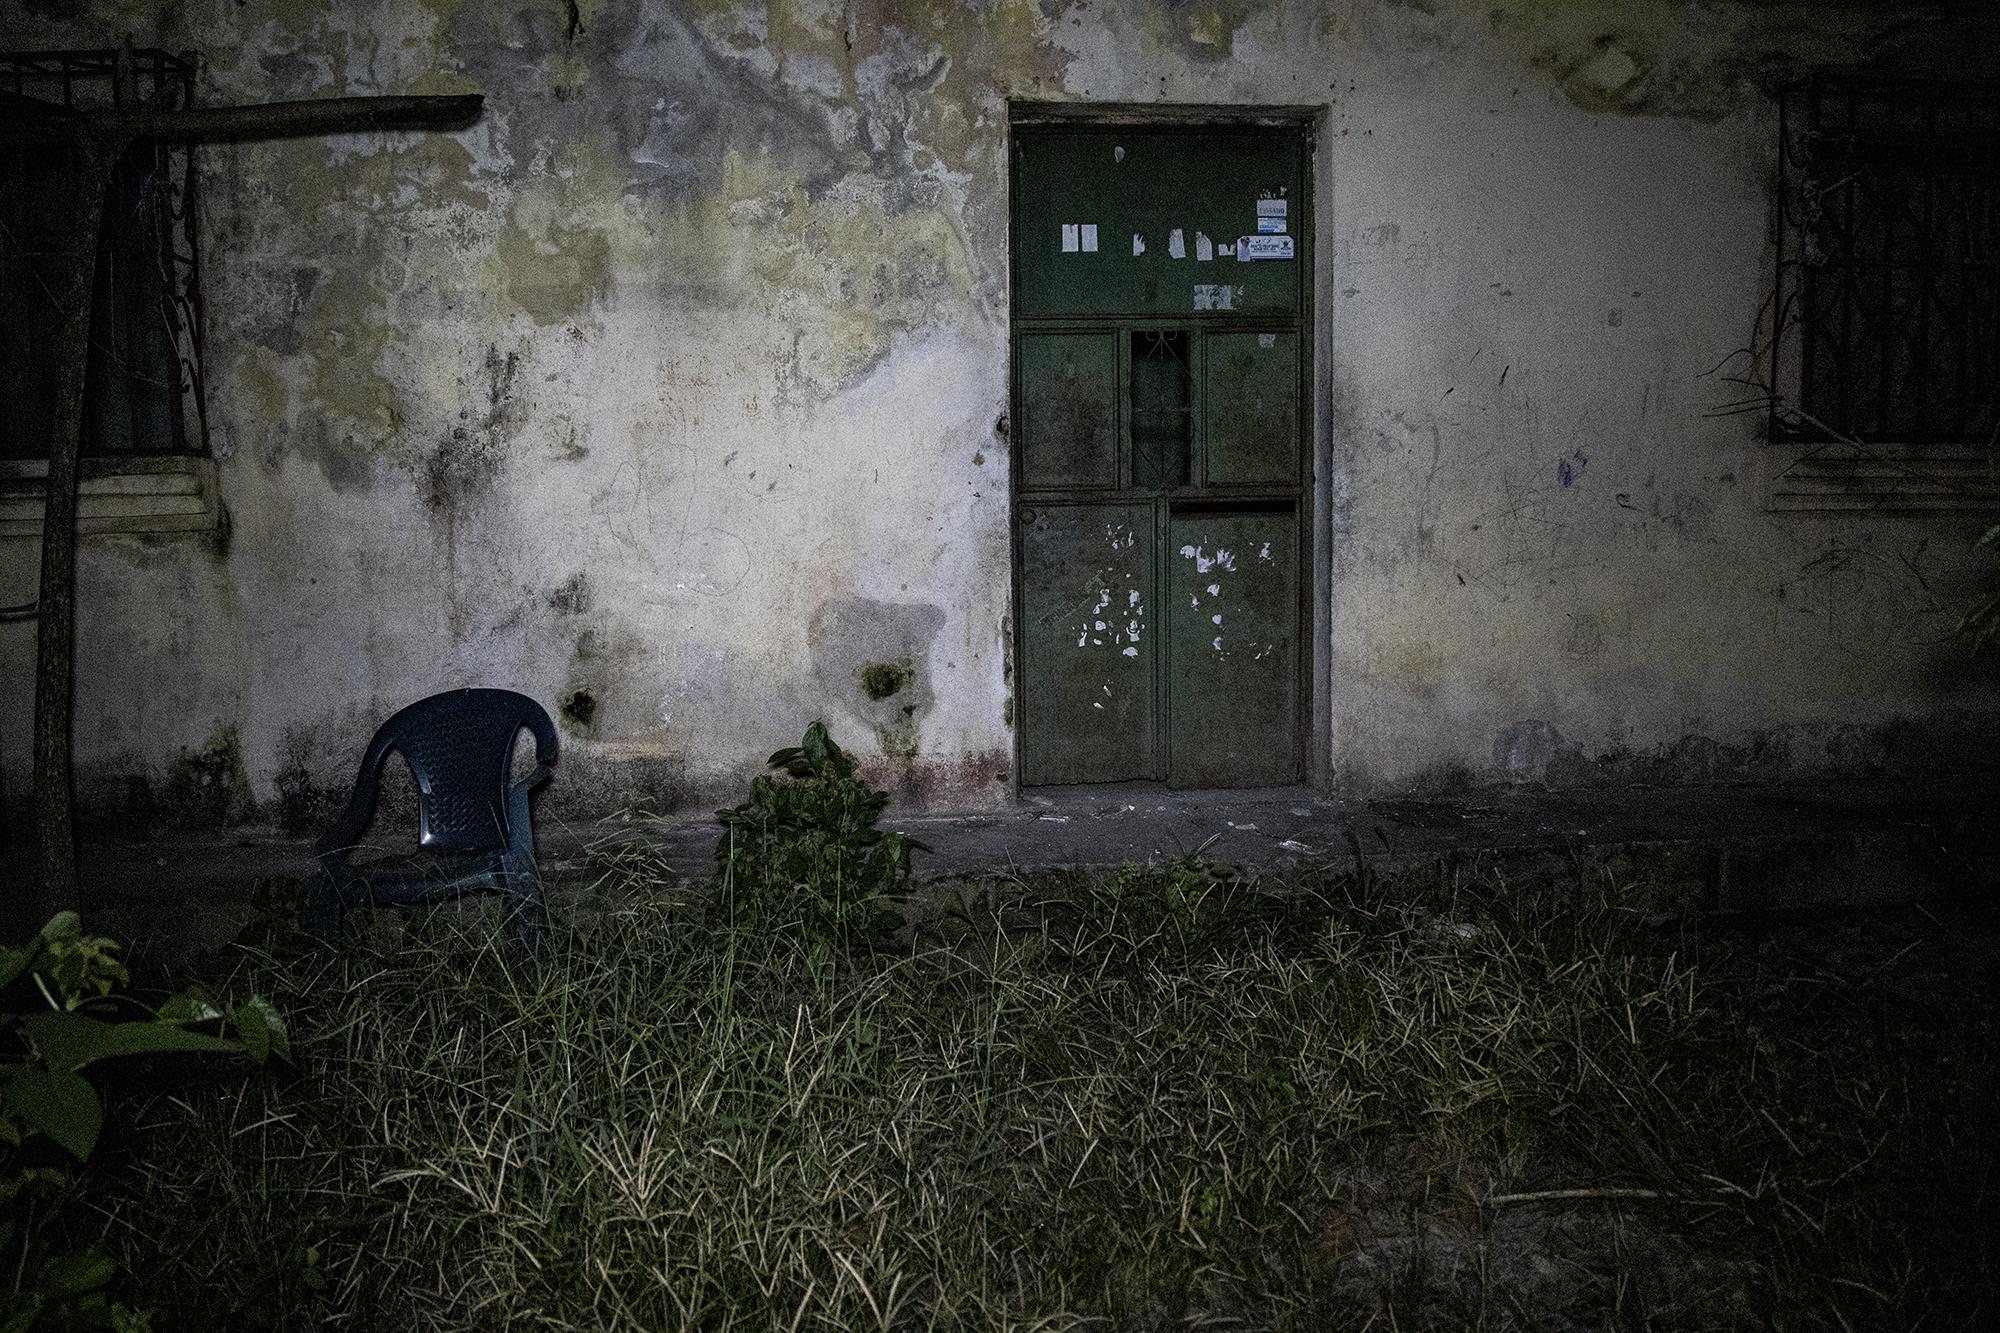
{"left": 21, "top": 776, "right": 1994, "bottom": 975}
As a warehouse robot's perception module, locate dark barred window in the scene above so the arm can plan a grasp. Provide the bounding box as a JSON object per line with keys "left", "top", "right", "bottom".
{"left": 0, "top": 49, "right": 209, "bottom": 460}
{"left": 1772, "top": 77, "right": 2000, "bottom": 446}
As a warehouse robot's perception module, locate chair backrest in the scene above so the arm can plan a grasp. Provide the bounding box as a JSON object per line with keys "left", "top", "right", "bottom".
{"left": 355, "top": 689, "right": 558, "bottom": 853}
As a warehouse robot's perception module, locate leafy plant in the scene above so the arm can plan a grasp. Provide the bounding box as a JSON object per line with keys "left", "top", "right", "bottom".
{"left": 1958, "top": 522, "right": 2000, "bottom": 654}
{"left": 713, "top": 721, "right": 924, "bottom": 950}
{"left": 2, "top": 913, "right": 287, "bottom": 1332}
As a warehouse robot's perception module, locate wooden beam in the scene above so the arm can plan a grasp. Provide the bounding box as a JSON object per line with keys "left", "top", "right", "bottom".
{"left": 0, "top": 93, "right": 483, "bottom": 147}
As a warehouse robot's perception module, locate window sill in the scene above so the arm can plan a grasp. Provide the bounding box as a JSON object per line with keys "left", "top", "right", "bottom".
{"left": 1763, "top": 440, "right": 2000, "bottom": 513}
{"left": 0, "top": 456, "right": 220, "bottom": 538}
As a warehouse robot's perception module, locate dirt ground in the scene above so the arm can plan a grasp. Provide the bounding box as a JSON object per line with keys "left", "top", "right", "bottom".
{"left": 16, "top": 774, "right": 1992, "bottom": 983}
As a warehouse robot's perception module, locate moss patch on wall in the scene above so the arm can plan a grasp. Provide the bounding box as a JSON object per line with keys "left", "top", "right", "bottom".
{"left": 1479, "top": 0, "right": 1985, "bottom": 119}
{"left": 272, "top": 721, "right": 341, "bottom": 833}
{"left": 162, "top": 726, "right": 256, "bottom": 828}
{"left": 491, "top": 203, "right": 615, "bottom": 327}
{"left": 859, "top": 659, "right": 914, "bottom": 702}
{"left": 561, "top": 688, "right": 600, "bottom": 736}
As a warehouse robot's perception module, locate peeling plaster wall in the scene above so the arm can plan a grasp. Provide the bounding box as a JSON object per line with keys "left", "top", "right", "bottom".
{"left": 2, "top": 0, "right": 1997, "bottom": 822}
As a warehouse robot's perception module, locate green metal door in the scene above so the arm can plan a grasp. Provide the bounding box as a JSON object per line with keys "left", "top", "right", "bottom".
{"left": 1012, "top": 120, "right": 1310, "bottom": 787}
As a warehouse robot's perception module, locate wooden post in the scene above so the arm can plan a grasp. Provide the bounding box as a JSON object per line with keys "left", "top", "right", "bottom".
{"left": 31, "top": 131, "right": 119, "bottom": 918}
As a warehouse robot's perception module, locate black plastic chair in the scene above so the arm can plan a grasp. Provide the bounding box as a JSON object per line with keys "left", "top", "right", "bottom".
{"left": 308, "top": 688, "right": 557, "bottom": 961}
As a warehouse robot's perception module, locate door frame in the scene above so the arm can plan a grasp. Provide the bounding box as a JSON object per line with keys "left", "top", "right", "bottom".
{"left": 1005, "top": 101, "right": 1329, "bottom": 793}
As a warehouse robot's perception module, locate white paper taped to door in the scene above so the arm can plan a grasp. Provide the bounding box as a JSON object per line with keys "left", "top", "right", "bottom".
{"left": 1256, "top": 197, "right": 1288, "bottom": 234}
{"left": 1061, "top": 223, "right": 1078, "bottom": 253}
{"left": 1192, "top": 283, "right": 1240, "bottom": 311}
{"left": 1236, "top": 234, "right": 1294, "bottom": 262}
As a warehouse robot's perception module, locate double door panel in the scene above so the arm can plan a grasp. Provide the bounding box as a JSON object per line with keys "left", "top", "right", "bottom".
{"left": 1015, "top": 323, "right": 1303, "bottom": 787}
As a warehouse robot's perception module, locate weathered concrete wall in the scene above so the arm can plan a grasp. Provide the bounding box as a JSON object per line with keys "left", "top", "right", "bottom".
{"left": 2, "top": 0, "right": 1996, "bottom": 826}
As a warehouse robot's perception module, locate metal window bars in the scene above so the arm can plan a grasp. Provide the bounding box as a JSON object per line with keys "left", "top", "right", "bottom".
{"left": 1130, "top": 329, "right": 1191, "bottom": 488}
{"left": 1772, "top": 76, "right": 2000, "bottom": 448}
{"left": 1, "top": 48, "right": 209, "bottom": 457}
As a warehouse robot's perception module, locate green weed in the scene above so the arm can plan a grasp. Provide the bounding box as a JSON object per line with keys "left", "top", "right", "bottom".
{"left": 713, "top": 721, "right": 923, "bottom": 953}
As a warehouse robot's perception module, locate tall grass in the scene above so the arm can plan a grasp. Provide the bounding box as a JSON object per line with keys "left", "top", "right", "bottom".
{"left": 81, "top": 854, "right": 1998, "bottom": 1330}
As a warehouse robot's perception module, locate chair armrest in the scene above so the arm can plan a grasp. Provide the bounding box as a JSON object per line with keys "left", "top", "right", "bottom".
{"left": 509, "top": 762, "right": 556, "bottom": 799}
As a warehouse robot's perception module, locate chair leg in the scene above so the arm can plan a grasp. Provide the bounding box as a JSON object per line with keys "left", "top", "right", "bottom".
{"left": 501, "top": 785, "right": 549, "bottom": 959}
{"left": 508, "top": 889, "right": 549, "bottom": 959}
{"left": 501, "top": 858, "right": 548, "bottom": 958}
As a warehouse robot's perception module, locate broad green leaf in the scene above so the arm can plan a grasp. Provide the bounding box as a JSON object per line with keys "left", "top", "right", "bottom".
{"left": 112, "top": 1302, "right": 155, "bottom": 1333}
{"left": 38, "top": 912, "right": 83, "bottom": 948}
{"left": 802, "top": 721, "right": 830, "bottom": 773}
{"left": 16, "top": 1010, "right": 108, "bottom": 1070}
{"left": 232, "top": 996, "right": 289, "bottom": 1064}
{"left": 0, "top": 912, "right": 80, "bottom": 990}
{"left": 20, "top": 1010, "right": 241, "bottom": 1073}
{"left": 0, "top": 1067, "right": 102, "bottom": 1159}
{"left": 234, "top": 1001, "right": 269, "bottom": 1063}
{"left": 155, "top": 987, "right": 224, "bottom": 1025}
{"left": 39, "top": 1249, "right": 116, "bottom": 1300}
